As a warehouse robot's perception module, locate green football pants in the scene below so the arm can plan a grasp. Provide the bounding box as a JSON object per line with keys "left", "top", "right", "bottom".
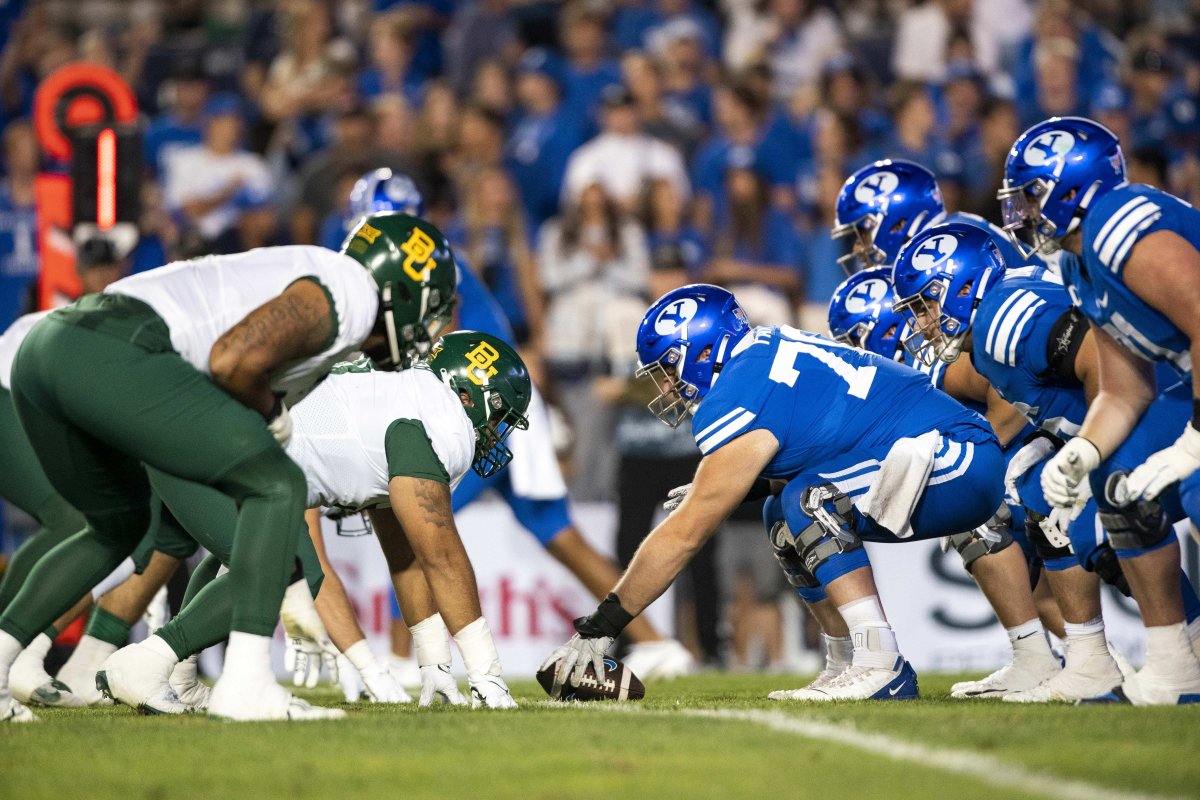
{"left": 1, "top": 294, "right": 306, "bottom": 644}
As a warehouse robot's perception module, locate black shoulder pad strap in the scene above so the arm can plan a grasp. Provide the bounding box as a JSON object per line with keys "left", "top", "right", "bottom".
{"left": 1044, "top": 308, "right": 1087, "bottom": 384}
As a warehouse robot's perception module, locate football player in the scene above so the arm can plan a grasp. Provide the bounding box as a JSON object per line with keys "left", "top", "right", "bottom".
{"left": 339, "top": 173, "right": 696, "bottom": 681}
{"left": 1000, "top": 116, "right": 1200, "bottom": 705}
{"left": 0, "top": 212, "right": 456, "bottom": 723}
{"left": 98, "top": 331, "right": 530, "bottom": 713}
{"left": 542, "top": 284, "right": 1003, "bottom": 701}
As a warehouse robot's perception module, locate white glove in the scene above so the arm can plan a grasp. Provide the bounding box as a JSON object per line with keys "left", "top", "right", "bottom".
{"left": 663, "top": 483, "right": 691, "bottom": 513}
{"left": 142, "top": 584, "right": 171, "bottom": 633}
{"left": 1041, "top": 437, "right": 1101, "bottom": 508}
{"left": 1125, "top": 425, "right": 1200, "bottom": 502}
{"left": 538, "top": 633, "right": 615, "bottom": 698}
{"left": 468, "top": 674, "right": 518, "bottom": 709}
{"left": 359, "top": 661, "right": 412, "bottom": 703}
{"left": 336, "top": 653, "right": 364, "bottom": 702}
{"left": 418, "top": 664, "right": 467, "bottom": 706}
{"left": 1004, "top": 435, "right": 1057, "bottom": 506}
{"left": 280, "top": 580, "right": 339, "bottom": 688}
{"left": 267, "top": 400, "right": 293, "bottom": 445}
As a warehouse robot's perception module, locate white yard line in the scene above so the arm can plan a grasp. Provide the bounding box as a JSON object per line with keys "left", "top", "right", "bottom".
{"left": 595, "top": 705, "right": 1182, "bottom": 800}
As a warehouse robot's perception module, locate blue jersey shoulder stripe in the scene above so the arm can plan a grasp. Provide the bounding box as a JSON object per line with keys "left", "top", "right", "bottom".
{"left": 697, "top": 410, "right": 757, "bottom": 454}
{"left": 985, "top": 290, "right": 1039, "bottom": 367}
{"left": 1095, "top": 197, "right": 1162, "bottom": 271}
{"left": 1092, "top": 196, "right": 1147, "bottom": 255}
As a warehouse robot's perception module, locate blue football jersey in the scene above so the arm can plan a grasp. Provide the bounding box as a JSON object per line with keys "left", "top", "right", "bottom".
{"left": 1067, "top": 184, "right": 1197, "bottom": 377}
{"left": 972, "top": 266, "right": 1088, "bottom": 438}
{"left": 455, "top": 258, "right": 516, "bottom": 343}
{"left": 691, "top": 326, "right": 994, "bottom": 480}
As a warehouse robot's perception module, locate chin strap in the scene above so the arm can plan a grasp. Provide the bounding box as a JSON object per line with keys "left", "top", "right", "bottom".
{"left": 382, "top": 284, "right": 402, "bottom": 367}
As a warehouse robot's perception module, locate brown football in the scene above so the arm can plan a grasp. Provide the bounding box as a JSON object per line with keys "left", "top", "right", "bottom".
{"left": 537, "top": 657, "right": 646, "bottom": 702}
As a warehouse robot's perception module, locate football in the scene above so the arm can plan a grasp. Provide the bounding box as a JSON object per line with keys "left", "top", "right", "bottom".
{"left": 536, "top": 657, "right": 646, "bottom": 702}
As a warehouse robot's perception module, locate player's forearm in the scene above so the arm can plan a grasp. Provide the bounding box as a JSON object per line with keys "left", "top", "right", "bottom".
{"left": 313, "top": 568, "right": 367, "bottom": 652}
{"left": 1078, "top": 392, "right": 1149, "bottom": 459}
{"left": 612, "top": 518, "right": 713, "bottom": 617}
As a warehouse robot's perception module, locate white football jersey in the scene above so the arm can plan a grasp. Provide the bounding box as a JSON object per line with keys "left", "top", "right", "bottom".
{"left": 285, "top": 366, "right": 475, "bottom": 511}
{"left": 106, "top": 246, "right": 379, "bottom": 406}
{"left": 0, "top": 310, "right": 51, "bottom": 391}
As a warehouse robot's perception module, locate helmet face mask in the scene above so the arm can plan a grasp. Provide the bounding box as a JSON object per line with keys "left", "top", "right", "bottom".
{"left": 894, "top": 281, "right": 965, "bottom": 365}
{"left": 998, "top": 178, "right": 1062, "bottom": 259}
{"left": 425, "top": 332, "right": 532, "bottom": 478}
{"left": 636, "top": 346, "right": 703, "bottom": 428}
{"left": 832, "top": 212, "right": 886, "bottom": 274}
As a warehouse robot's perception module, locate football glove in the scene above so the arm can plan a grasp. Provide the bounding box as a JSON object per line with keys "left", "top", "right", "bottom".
{"left": 1003, "top": 434, "right": 1058, "bottom": 506}
{"left": 267, "top": 398, "right": 293, "bottom": 446}
{"left": 418, "top": 664, "right": 467, "bottom": 707}
{"left": 280, "top": 580, "right": 338, "bottom": 688}
{"left": 539, "top": 633, "right": 614, "bottom": 698}
{"left": 1125, "top": 425, "right": 1200, "bottom": 502}
{"left": 336, "top": 654, "right": 364, "bottom": 702}
{"left": 1041, "top": 437, "right": 1101, "bottom": 508}
{"left": 468, "top": 675, "right": 517, "bottom": 709}
{"left": 663, "top": 483, "right": 691, "bottom": 513}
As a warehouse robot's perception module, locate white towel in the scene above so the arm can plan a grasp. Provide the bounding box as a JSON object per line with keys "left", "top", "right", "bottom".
{"left": 861, "top": 430, "right": 939, "bottom": 539}
{"left": 508, "top": 385, "right": 569, "bottom": 500}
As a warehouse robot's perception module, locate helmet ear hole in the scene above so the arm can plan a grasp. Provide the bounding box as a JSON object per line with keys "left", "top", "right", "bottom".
{"left": 458, "top": 389, "right": 474, "bottom": 408}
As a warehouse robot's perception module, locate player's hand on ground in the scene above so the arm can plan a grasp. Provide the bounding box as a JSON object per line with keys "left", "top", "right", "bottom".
{"left": 1041, "top": 437, "right": 1101, "bottom": 508}
{"left": 468, "top": 674, "right": 517, "bottom": 709}
{"left": 418, "top": 664, "right": 467, "bottom": 707}
{"left": 1125, "top": 426, "right": 1200, "bottom": 502}
{"left": 539, "top": 634, "right": 614, "bottom": 698}
{"left": 357, "top": 660, "right": 412, "bottom": 703}
{"left": 663, "top": 483, "right": 691, "bottom": 512}
{"left": 285, "top": 633, "right": 340, "bottom": 689}
{"left": 336, "top": 654, "right": 364, "bottom": 701}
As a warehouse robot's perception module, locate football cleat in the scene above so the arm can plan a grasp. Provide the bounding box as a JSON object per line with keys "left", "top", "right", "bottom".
{"left": 96, "top": 642, "right": 188, "bottom": 715}
{"left": 767, "top": 662, "right": 852, "bottom": 701}
{"left": 10, "top": 648, "right": 86, "bottom": 707}
{"left": 773, "top": 658, "right": 918, "bottom": 702}
{"left": 169, "top": 655, "right": 211, "bottom": 712}
{"left": 1080, "top": 667, "right": 1200, "bottom": 706}
{"left": 950, "top": 647, "right": 1061, "bottom": 699}
{"left": 207, "top": 675, "right": 346, "bottom": 721}
{"left": 1003, "top": 650, "right": 1122, "bottom": 703}
{"left": 623, "top": 639, "right": 696, "bottom": 681}
{"left": 1, "top": 690, "right": 37, "bottom": 722}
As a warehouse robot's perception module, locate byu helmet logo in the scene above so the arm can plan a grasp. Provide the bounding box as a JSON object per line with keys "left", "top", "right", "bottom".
{"left": 853, "top": 171, "right": 899, "bottom": 204}
{"left": 1024, "top": 130, "right": 1076, "bottom": 167}
{"left": 845, "top": 279, "right": 887, "bottom": 314}
{"left": 655, "top": 298, "right": 698, "bottom": 335}
{"left": 911, "top": 234, "right": 958, "bottom": 271}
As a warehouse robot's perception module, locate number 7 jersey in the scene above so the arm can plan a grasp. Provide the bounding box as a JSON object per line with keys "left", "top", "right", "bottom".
{"left": 691, "top": 326, "right": 995, "bottom": 480}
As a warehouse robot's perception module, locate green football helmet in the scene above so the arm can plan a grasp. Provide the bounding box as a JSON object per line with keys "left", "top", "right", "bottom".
{"left": 341, "top": 212, "right": 458, "bottom": 369}
{"left": 425, "top": 331, "right": 532, "bottom": 478}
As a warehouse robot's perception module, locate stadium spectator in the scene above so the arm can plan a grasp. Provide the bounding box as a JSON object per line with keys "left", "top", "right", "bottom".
{"left": 162, "top": 94, "right": 273, "bottom": 249}
{"left": 450, "top": 102, "right": 508, "bottom": 188}
{"left": 358, "top": 10, "right": 425, "bottom": 107}
{"left": 960, "top": 97, "right": 1021, "bottom": 222}
{"left": 795, "top": 160, "right": 851, "bottom": 330}
{"left": 885, "top": 82, "right": 964, "bottom": 210}
{"left": 1023, "top": 35, "right": 1086, "bottom": 127}
{"left": 640, "top": 177, "right": 706, "bottom": 293}
{"left": 449, "top": 165, "right": 546, "bottom": 353}
{"left": 562, "top": 84, "right": 689, "bottom": 214}
{"left": 621, "top": 51, "right": 701, "bottom": 158}
{"left": 0, "top": 119, "right": 38, "bottom": 327}
{"left": 654, "top": 15, "right": 715, "bottom": 136}
{"left": 506, "top": 48, "right": 587, "bottom": 227}
{"left": 704, "top": 148, "right": 801, "bottom": 326}
{"left": 759, "top": 0, "right": 844, "bottom": 101}
{"left": 470, "top": 58, "right": 515, "bottom": 118}
{"left": 143, "top": 60, "right": 209, "bottom": 178}
{"left": 371, "top": 92, "right": 415, "bottom": 155}
{"left": 442, "top": 0, "right": 519, "bottom": 97}
{"left": 892, "top": 0, "right": 1000, "bottom": 83}
{"left": 614, "top": 0, "right": 721, "bottom": 60}
{"left": 558, "top": 2, "right": 622, "bottom": 127}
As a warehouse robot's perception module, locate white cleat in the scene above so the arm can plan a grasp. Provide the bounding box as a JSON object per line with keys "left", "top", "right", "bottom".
{"left": 1, "top": 690, "right": 37, "bottom": 722}
{"left": 768, "top": 662, "right": 851, "bottom": 701}
{"left": 623, "top": 639, "right": 696, "bottom": 681}
{"left": 774, "top": 658, "right": 919, "bottom": 702}
{"left": 950, "top": 650, "right": 1061, "bottom": 699}
{"left": 1082, "top": 667, "right": 1200, "bottom": 706}
{"left": 1004, "top": 650, "right": 1123, "bottom": 703}
{"left": 10, "top": 649, "right": 86, "bottom": 708}
{"left": 386, "top": 654, "right": 422, "bottom": 691}
{"left": 96, "top": 642, "right": 189, "bottom": 715}
{"left": 169, "top": 655, "right": 211, "bottom": 712}
{"left": 207, "top": 675, "right": 346, "bottom": 721}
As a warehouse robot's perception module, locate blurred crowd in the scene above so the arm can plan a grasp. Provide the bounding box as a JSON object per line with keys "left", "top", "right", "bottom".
{"left": 1, "top": 0, "right": 1199, "bottom": 667}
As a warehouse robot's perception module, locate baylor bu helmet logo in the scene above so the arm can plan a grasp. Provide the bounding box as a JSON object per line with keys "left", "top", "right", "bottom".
{"left": 466, "top": 341, "right": 500, "bottom": 386}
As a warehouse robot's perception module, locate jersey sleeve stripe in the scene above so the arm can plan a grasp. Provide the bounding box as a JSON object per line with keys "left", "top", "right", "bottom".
{"left": 929, "top": 442, "right": 975, "bottom": 485}
{"left": 1097, "top": 200, "right": 1160, "bottom": 268}
{"left": 1004, "top": 299, "right": 1045, "bottom": 367}
{"left": 820, "top": 458, "right": 882, "bottom": 480}
{"left": 983, "top": 289, "right": 1026, "bottom": 359}
{"left": 694, "top": 406, "right": 746, "bottom": 442}
{"left": 697, "top": 410, "right": 756, "bottom": 454}
{"left": 1108, "top": 210, "right": 1163, "bottom": 272}
{"left": 1092, "top": 196, "right": 1147, "bottom": 256}
{"left": 986, "top": 291, "right": 1038, "bottom": 366}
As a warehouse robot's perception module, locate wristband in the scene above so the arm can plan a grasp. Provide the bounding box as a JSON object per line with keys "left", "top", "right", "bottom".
{"left": 265, "top": 393, "right": 284, "bottom": 422}
{"left": 343, "top": 639, "right": 377, "bottom": 672}
{"left": 574, "top": 593, "right": 634, "bottom": 639}
{"left": 410, "top": 613, "right": 452, "bottom": 667}
{"left": 1193, "top": 399, "right": 1199, "bottom": 432}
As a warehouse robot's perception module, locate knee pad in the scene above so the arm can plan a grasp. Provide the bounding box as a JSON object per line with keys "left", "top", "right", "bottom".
{"left": 766, "top": 519, "right": 820, "bottom": 590}
{"left": 1024, "top": 510, "right": 1074, "bottom": 562}
{"left": 1090, "top": 543, "right": 1131, "bottom": 597}
{"left": 794, "top": 484, "right": 863, "bottom": 576}
{"left": 948, "top": 525, "right": 1014, "bottom": 573}
{"left": 1098, "top": 501, "right": 1172, "bottom": 555}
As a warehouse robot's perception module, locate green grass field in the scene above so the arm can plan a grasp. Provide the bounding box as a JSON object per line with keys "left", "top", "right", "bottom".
{"left": 2, "top": 674, "right": 1198, "bottom": 800}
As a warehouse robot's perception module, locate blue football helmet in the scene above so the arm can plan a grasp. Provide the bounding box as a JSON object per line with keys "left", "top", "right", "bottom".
{"left": 832, "top": 159, "right": 945, "bottom": 275}
{"left": 635, "top": 284, "right": 751, "bottom": 427}
{"left": 891, "top": 222, "right": 1007, "bottom": 365}
{"left": 346, "top": 168, "right": 425, "bottom": 229}
{"left": 998, "top": 116, "right": 1126, "bottom": 259}
{"left": 827, "top": 267, "right": 906, "bottom": 361}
